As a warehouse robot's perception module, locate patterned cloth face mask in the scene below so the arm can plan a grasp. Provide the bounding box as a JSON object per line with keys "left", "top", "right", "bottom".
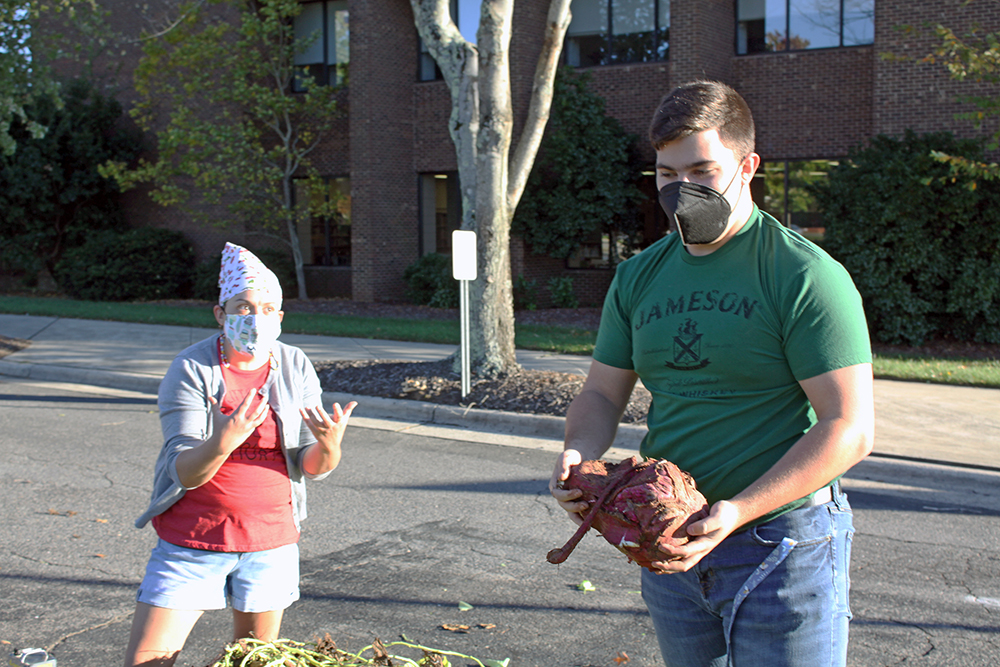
{"left": 223, "top": 313, "right": 282, "bottom": 359}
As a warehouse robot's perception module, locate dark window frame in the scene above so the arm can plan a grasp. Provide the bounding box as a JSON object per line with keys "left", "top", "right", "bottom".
{"left": 755, "top": 157, "right": 837, "bottom": 237}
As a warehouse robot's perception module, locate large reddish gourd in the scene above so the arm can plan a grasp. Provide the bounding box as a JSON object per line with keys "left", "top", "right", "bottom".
{"left": 547, "top": 456, "right": 709, "bottom": 573}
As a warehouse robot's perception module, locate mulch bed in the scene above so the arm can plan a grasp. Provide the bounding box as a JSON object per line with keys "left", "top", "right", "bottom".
{"left": 315, "top": 358, "right": 652, "bottom": 424}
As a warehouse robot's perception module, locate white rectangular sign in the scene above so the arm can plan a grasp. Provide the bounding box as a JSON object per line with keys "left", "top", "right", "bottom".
{"left": 452, "top": 230, "right": 477, "bottom": 281}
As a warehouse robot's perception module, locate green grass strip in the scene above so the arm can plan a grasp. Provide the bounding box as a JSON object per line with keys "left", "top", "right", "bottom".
{"left": 873, "top": 353, "right": 1000, "bottom": 389}
{"left": 0, "top": 295, "right": 219, "bottom": 328}
{"left": 0, "top": 295, "right": 597, "bottom": 355}
{"left": 3, "top": 295, "right": 997, "bottom": 388}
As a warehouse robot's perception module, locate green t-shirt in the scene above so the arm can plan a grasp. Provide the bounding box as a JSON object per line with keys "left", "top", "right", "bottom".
{"left": 595, "top": 206, "right": 871, "bottom": 511}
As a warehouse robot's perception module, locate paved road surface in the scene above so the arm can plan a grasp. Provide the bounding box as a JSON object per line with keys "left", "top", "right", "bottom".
{"left": 2, "top": 378, "right": 998, "bottom": 666}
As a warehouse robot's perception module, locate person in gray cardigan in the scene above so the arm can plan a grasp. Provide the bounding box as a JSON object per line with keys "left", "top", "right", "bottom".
{"left": 124, "top": 244, "right": 357, "bottom": 667}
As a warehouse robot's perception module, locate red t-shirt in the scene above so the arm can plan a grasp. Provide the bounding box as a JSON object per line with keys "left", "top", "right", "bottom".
{"left": 153, "top": 356, "right": 299, "bottom": 551}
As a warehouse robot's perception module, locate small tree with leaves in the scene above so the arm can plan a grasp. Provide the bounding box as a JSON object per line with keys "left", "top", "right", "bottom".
{"left": 103, "top": 0, "right": 343, "bottom": 299}
{"left": 0, "top": 0, "right": 61, "bottom": 156}
{"left": 903, "top": 0, "right": 1000, "bottom": 182}
{"left": 0, "top": 77, "right": 141, "bottom": 280}
{"left": 0, "top": 0, "right": 115, "bottom": 156}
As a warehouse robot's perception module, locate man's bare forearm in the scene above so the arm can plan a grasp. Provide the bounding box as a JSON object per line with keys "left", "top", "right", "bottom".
{"left": 564, "top": 388, "right": 629, "bottom": 460}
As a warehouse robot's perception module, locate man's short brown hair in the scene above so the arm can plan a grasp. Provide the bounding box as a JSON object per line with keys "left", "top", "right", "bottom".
{"left": 648, "top": 81, "right": 755, "bottom": 158}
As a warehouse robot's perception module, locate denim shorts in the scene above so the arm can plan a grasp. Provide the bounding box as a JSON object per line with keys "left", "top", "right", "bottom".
{"left": 136, "top": 539, "right": 300, "bottom": 613}
{"left": 641, "top": 484, "right": 854, "bottom": 667}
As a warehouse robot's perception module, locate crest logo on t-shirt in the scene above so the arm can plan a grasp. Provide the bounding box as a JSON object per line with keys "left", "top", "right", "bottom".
{"left": 665, "top": 318, "right": 711, "bottom": 370}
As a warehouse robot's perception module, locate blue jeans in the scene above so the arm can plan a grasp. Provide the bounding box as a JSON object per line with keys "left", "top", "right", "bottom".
{"left": 641, "top": 485, "right": 854, "bottom": 667}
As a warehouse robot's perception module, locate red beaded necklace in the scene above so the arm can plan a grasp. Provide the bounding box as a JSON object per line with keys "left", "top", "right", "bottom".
{"left": 217, "top": 334, "right": 277, "bottom": 370}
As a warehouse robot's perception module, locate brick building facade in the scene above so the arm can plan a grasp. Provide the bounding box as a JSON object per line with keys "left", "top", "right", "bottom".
{"left": 100, "top": 0, "right": 999, "bottom": 305}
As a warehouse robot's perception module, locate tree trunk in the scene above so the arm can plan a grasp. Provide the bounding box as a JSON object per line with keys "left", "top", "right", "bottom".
{"left": 287, "top": 215, "right": 309, "bottom": 300}
{"left": 469, "top": 0, "right": 516, "bottom": 375}
{"left": 282, "top": 175, "right": 309, "bottom": 300}
{"left": 411, "top": 0, "right": 571, "bottom": 376}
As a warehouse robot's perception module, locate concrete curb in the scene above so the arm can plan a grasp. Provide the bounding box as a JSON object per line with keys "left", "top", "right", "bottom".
{"left": 0, "top": 360, "right": 162, "bottom": 394}
{"left": 322, "top": 391, "right": 647, "bottom": 447}
{"left": 0, "top": 361, "right": 648, "bottom": 448}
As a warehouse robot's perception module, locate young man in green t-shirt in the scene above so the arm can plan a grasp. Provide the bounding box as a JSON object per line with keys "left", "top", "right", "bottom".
{"left": 549, "top": 81, "right": 874, "bottom": 667}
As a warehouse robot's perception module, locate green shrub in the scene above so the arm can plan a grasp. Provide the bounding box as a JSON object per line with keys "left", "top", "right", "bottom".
{"left": 191, "top": 260, "right": 220, "bottom": 301}
{"left": 513, "top": 275, "right": 538, "bottom": 311}
{"left": 813, "top": 130, "right": 1000, "bottom": 345}
{"left": 513, "top": 67, "right": 644, "bottom": 261}
{"left": 403, "top": 253, "right": 458, "bottom": 308}
{"left": 548, "top": 275, "right": 579, "bottom": 309}
{"left": 55, "top": 228, "right": 196, "bottom": 301}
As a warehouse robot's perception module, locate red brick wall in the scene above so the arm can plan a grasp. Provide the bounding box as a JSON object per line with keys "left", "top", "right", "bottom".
{"left": 414, "top": 81, "right": 458, "bottom": 172}
{"left": 310, "top": 101, "right": 351, "bottom": 177}
{"left": 510, "top": 238, "right": 614, "bottom": 309}
{"left": 578, "top": 63, "right": 670, "bottom": 164}
{"left": 349, "top": 0, "right": 420, "bottom": 302}
{"left": 670, "top": 0, "right": 734, "bottom": 86}
{"left": 734, "top": 47, "right": 874, "bottom": 159}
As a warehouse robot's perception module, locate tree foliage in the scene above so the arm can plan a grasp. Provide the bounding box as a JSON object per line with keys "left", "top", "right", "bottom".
{"left": 102, "top": 0, "right": 344, "bottom": 299}
{"left": 920, "top": 4, "right": 1000, "bottom": 181}
{"left": 0, "top": 0, "right": 113, "bottom": 156}
{"left": 813, "top": 130, "right": 1000, "bottom": 345}
{"left": 513, "top": 67, "right": 643, "bottom": 262}
{"left": 0, "top": 77, "right": 141, "bottom": 277}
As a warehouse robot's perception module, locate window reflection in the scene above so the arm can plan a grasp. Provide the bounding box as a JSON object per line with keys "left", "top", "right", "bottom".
{"left": 789, "top": 0, "right": 840, "bottom": 50}
{"left": 566, "top": 0, "right": 669, "bottom": 67}
{"left": 737, "top": 0, "right": 874, "bottom": 54}
{"left": 294, "top": 177, "right": 351, "bottom": 267}
{"left": 419, "top": 173, "right": 462, "bottom": 255}
{"left": 293, "top": 0, "right": 349, "bottom": 91}
{"left": 843, "top": 0, "right": 875, "bottom": 46}
{"left": 756, "top": 159, "right": 835, "bottom": 239}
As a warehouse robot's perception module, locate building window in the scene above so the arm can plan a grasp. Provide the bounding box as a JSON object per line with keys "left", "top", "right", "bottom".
{"left": 737, "top": 0, "right": 874, "bottom": 55}
{"left": 567, "top": 231, "right": 629, "bottom": 269}
{"left": 418, "top": 0, "right": 480, "bottom": 81}
{"left": 295, "top": 177, "right": 351, "bottom": 266}
{"left": 755, "top": 159, "right": 834, "bottom": 240}
{"left": 419, "top": 173, "right": 462, "bottom": 254}
{"left": 565, "top": 0, "right": 669, "bottom": 68}
{"left": 293, "top": 0, "right": 349, "bottom": 91}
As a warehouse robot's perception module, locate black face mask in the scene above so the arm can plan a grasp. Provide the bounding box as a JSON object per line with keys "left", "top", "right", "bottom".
{"left": 658, "top": 167, "right": 743, "bottom": 246}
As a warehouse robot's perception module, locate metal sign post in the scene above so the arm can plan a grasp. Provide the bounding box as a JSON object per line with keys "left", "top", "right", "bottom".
{"left": 452, "top": 230, "right": 477, "bottom": 399}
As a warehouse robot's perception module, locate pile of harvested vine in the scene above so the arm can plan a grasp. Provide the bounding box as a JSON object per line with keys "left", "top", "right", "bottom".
{"left": 205, "top": 635, "right": 509, "bottom": 667}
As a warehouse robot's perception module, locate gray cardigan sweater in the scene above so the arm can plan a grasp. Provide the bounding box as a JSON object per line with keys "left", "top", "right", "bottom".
{"left": 136, "top": 334, "right": 330, "bottom": 532}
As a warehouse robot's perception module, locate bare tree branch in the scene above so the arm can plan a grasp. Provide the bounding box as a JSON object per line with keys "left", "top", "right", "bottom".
{"left": 507, "top": 0, "right": 571, "bottom": 210}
